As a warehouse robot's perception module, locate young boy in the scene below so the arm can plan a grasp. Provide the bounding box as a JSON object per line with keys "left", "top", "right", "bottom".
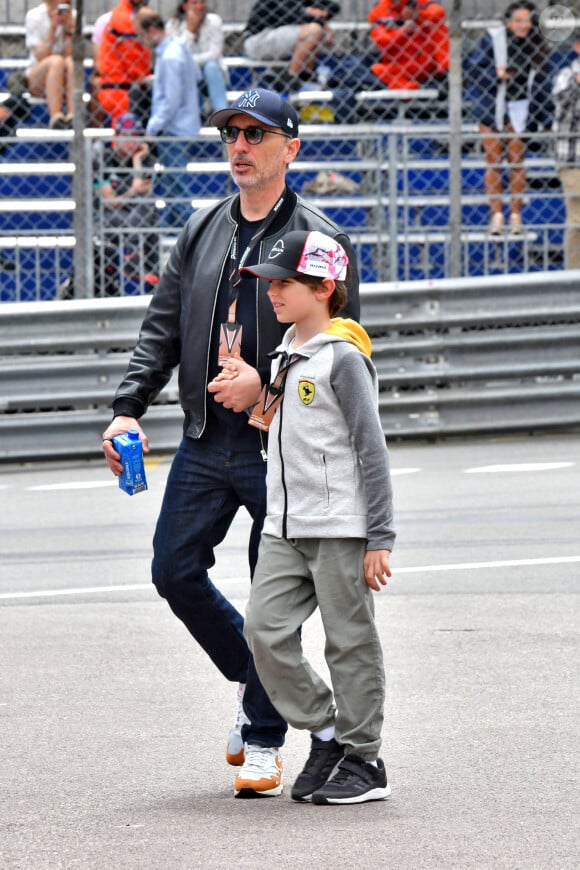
{"left": 238, "top": 229, "right": 396, "bottom": 805}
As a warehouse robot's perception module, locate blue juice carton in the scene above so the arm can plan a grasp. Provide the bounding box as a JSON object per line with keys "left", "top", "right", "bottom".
{"left": 112, "top": 430, "right": 148, "bottom": 496}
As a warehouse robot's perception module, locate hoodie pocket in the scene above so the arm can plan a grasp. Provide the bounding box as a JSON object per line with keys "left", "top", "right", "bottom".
{"left": 318, "top": 453, "right": 330, "bottom": 509}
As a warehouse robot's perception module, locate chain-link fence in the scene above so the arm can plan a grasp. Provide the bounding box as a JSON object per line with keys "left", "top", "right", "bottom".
{"left": 1, "top": 1, "right": 580, "bottom": 299}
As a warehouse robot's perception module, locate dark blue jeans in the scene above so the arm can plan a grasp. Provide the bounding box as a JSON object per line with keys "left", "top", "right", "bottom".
{"left": 152, "top": 435, "right": 287, "bottom": 748}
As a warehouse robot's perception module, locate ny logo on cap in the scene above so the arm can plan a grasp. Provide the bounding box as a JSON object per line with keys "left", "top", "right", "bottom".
{"left": 238, "top": 89, "right": 260, "bottom": 109}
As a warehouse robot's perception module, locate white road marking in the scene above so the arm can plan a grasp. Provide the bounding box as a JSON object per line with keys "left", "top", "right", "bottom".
{"left": 27, "top": 480, "right": 118, "bottom": 491}
{"left": 465, "top": 462, "right": 574, "bottom": 474}
{"left": 22, "top": 469, "right": 421, "bottom": 490}
{"left": 395, "top": 555, "right": 580, "bottom": 573}
{"left": 1, "top": 555, "right": 578, "bottom": 600}
{"left": 10, "top": 461, "right": 573, "bottom": 492}
{"left": 0, "top": 583, "right": 153, "bottom": 600}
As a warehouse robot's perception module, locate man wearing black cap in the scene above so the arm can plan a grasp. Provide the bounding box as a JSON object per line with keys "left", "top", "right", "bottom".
{"left": 102, "top": 88, "right": 359, "bottom": 798}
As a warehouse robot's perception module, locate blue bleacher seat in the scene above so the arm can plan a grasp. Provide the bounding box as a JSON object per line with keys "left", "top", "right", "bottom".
{"left": 3, "top": 140, "right": 71, "bottom": 162}
{"left": 0, "top": 173, "right": 71, "bottom": 198}
{"left": 0, "top": 210, "right": 72, "bottom": 232}
{"left": 227, "top": 65, "right": 253, "bottom": 91}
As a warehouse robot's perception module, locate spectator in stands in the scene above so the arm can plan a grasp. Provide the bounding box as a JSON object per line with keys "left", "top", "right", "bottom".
{"left": 97, "top": 112, "right": 160, "bottom": 292}
{"left": 98, "top": 0, "right": 151, "bottom": 128}
{"left": 553, "top": 30, "right": 580, "bottom": 270}
{"left": 368, "top": 0, "right": 449, "bottom": 91}
{"left": 134, "top": 7, "right": 201, "bottom": 228}
{"left": 24, "top": 0, "right": 75, "bottom": 129}
{"left": 0, "top": 94, "right": 32, "bottom": 153}
{"left": 242, "top": 0, "right": 341, "bottom": 94}
{"left": 86, "top": 9, "right": 112, "bottom": 126}
{"left": 463, "top": 2, "right": 553, "bottom": 235}
{"left": 60, "top": 111, "right": 159, "bottom": 298}
{"left": 167, "top": 0, "right": 228, "bottom": 115}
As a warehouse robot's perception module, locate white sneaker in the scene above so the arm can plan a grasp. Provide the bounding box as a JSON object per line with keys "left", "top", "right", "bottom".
{"left": 489, "top": 211, "right": 505, "bottom": 235}
{"left": 234, "top": 745, "right": 283, "bottom": 798}
{"left": 226, "top": 685, "right": 250, "bottom": 766}
{"left": 509, "top": 211, "right": 523, "bottom": 234}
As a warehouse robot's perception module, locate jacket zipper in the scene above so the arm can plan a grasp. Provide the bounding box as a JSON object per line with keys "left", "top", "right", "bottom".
{"left": 200, "top": 222, "right": 237, "bottom": 437}
{"left": 255, "top": 237, "right": 268, "bottom": 461}
{"left": 278, "top": 397, "right": 289, "bottom": 539}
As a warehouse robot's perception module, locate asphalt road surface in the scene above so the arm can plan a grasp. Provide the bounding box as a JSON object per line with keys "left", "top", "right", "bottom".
{"left": 1, "top": 432, "right": 578, "bottom": 870}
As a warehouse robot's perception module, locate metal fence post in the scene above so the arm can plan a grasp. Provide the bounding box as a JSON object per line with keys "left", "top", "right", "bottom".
{"left": 448, "top": 0, "right": 463, "bottom": 278}
{"left": 71, "top": 0, "right": 94, "bottom": 298}
{"left": 388, "top": 130, "right": 399, "bottom": 282}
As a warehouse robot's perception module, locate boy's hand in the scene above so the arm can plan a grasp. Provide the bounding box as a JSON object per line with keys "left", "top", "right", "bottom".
{"left": 364, "top": 549, "right": 392, "bottom": 591}
{"left": 208, "top": 357, "right": 262, "bottom": 411}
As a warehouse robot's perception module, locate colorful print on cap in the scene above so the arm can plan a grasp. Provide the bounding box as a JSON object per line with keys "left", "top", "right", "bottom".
{"left": 297, "top": 231, "right": 348, "bottom": 281}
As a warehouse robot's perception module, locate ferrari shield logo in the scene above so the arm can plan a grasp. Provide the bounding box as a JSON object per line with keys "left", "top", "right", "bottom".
{"left": 298, "top": 379, "right": 315, "bottom": 405}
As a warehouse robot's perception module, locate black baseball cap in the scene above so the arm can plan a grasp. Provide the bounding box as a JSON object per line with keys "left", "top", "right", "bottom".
{"left": 210, "top": 88, "right": 299, "bottom": 138}
{"left": 240, "top": 230, "right": 348, "bottom": 281}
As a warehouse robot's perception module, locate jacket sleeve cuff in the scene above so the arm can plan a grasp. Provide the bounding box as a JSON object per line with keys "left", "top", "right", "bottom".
{"left": 112, "top": 397, "right": 145, "bottom": 419}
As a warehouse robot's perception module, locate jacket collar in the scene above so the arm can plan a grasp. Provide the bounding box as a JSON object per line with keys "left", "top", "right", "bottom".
{"left": 229, "top": 186, "right": 298, "bottom": 234}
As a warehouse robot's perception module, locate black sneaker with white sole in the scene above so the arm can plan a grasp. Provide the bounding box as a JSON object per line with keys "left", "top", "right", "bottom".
{"left": 291, "top": 736, "right": 344, "bottom": 802}
{"left": 311, "top": 754, "right": 392, "bottom": 805}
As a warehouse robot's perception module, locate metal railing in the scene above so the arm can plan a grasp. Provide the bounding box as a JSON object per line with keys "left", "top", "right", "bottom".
{"left": 1, "top": 270, "right": 579, "bottom": 461}
{"left": 2, "top": 0, "right": 576, "bottom": 293}
{"left": 0, "top": 123, "right": 571, "bottom": 299}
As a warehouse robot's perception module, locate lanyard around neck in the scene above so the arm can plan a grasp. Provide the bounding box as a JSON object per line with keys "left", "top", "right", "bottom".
{"left": 248, "top": 347, "right": 301, "bottom": 432}
{"left": 227, "top": 191, "right": 286, "bottom": 321}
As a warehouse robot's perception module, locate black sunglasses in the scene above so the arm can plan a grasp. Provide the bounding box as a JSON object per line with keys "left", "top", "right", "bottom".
{"left": 219, "top": 125, "right": 292, "bottom": 145}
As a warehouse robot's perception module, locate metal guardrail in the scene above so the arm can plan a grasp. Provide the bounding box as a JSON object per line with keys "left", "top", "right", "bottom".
{"left": 1, "top": 271, "right": 579, "bottom": 461}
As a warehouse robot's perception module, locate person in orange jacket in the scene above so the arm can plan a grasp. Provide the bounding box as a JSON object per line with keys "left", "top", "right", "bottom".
{"left": 368, "top": 0, "right": 449, "bottom": 90}
{"left": 97, "top": 0, "right": 152, "bottom": 126}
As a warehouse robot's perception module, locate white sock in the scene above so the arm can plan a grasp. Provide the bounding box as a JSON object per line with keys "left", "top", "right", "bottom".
{"left": 237, "top": 683, "right": 246, "bottom": 697}
{"left": 313, "top": 724, "right": 336, "bottom": 742}
{"left": 367, "top": 759, "right": 378, "bottom": 768}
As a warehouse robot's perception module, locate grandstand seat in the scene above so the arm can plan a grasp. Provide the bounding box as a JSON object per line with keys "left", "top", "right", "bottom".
{"left": 0, "top": 202, "right": 73, "bottom": 232}
{"left": 0, "top": 164, "right": 72, "bottom": 199}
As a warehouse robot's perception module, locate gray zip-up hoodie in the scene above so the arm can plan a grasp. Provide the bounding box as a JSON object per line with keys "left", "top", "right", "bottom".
{"left": 263, "top": 319, "right": 396, "bottom": 552}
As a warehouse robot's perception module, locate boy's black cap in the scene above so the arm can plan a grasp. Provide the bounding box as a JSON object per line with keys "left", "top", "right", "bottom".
{"left": 240, "top": 230, "right": 348, "bottom": 281}
{"left": 210, "top": 88, "right": 299, "bottom": 138}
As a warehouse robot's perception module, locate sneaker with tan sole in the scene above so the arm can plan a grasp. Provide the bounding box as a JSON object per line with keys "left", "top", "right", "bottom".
{"left": 234, "top": 745, "right": 283, "bottom": 798}
{"left": 226, "top": 685, "right": 250, "bottom": 766}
